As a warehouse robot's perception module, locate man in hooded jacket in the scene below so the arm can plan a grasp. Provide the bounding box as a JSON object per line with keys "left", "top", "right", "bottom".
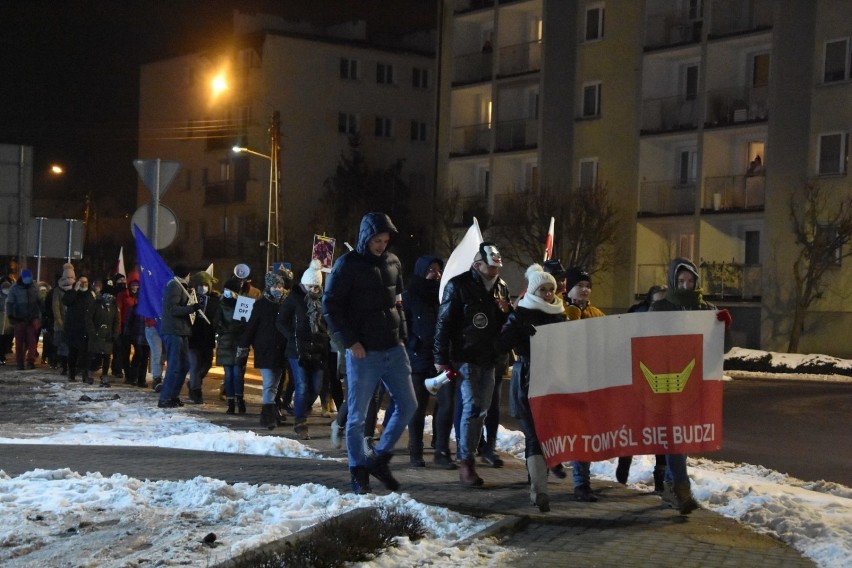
{"left": 323, "top": 212, "right": 417, "bottom": 495}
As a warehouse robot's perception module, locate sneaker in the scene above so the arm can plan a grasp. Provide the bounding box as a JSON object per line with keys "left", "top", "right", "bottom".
{"left": 158, "top": 400, "right": 178, "bottom": 409}
{"left": 481, "top": 453, "right": 504, "bottom": 468}
{"left": 152, "top": 377, "right": 163, "bottom": 393}
{"left": 367, "top": 451, "right": 400, "bottom": 491}
{"left": 573, "top": 484, "right": 598, "bottom": 502}
{"left": 330, "top": 422, "right": 343, "bottom": 449}
{"left": 362, "top": 436, "right": 374, "bottom": 456}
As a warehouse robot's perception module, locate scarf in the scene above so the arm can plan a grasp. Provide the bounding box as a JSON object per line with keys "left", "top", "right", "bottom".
{"left": 666, "top": 288, "right": 704, "bottom": 310}
{"left": 304, "top": 290, "right": 325, "bottom": 334}
{"left": 518, "top": 292, "right": 565, "bottom": 315}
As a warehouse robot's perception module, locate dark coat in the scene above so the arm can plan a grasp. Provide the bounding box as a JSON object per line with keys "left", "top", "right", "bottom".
{"left": 239, "top": 296, "right": 286, "bottom": 369}
{"left": 216, "top": 298, "right": 247, "bottom": 366}
{"left": 402, "top": 255, "right": 443, "bottom": 373}
{"left": 87, "top": 298, "right": 119, "bottom": 354}
{"left": 5, "top": 281, "right": 40, "bottom": 323}
{"left": 159, "top": 278, "right": 195, "bottom": 337}
{"left": 434, "top": 267, "right": 511, "bottom": 367}
{"left": 188, "top": 292, "right": 221, "bottom": 350}
{"left": 322, "top": 212, "right": 407, "bottom": 352}
{"left": 63, "top": 289, "right": 96, "bottom": 349}
{"left": 277, "top": 284, "right": 329, "bottom": 370}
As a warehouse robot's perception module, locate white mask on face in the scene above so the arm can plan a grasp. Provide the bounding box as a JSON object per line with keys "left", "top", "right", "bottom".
{"left": 198, "top": 285, "right": 209, "bottom": 295}
{"left": 223, "top": 289, "right": 235, "bottom": 299}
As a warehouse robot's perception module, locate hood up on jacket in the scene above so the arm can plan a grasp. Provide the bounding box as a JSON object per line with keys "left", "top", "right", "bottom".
{"left": 667, "top": 257, "right": 700, "bottom": 290}
{"left": 355, "top": 212, "right": 398, "bottom": 256}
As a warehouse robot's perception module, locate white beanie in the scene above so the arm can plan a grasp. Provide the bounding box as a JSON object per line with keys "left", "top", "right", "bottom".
{"left": 301, "top": 259, "right": 323, "bottom": 287}
{"left": 59, "top": 263, "right": 76, "bottom": 290}
{"left": 525, "top": 263, "right": 556, "bottom": 296}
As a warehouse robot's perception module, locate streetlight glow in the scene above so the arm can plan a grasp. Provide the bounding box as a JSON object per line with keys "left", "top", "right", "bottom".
{"left": 211, "top": 73, "right": 228, "bottom": 96}
{"left": 50, "top": 164, "right": 64, "bottom": 174}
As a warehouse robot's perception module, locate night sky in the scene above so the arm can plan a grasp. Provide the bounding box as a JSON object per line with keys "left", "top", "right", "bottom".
{"left": 0, "top": 0, "right": 435, "bottom": 216}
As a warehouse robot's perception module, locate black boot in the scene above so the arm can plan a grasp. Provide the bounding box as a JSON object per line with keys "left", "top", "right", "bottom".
{"left": 350, "top": 466, "right": 371, "bottom": 495}
{"left": 367, "top": 450, "right": 400, "bottom": 491}
{"left": 260, "top": 403, "right": 277, "bottom": 430}
{"left": 124, "top": 369, "right": 136, "bottom": 385}
{"left": 653, "top": 465, "right": 666, "bottom": 494}
{"left": 236, "top": 396, "right": 246, "bottom": 414}
{"left": 226, "top": 399, "right": 235, "bottom": 415}
{"left": 187, "top": 388, "right": 203, "bottom": 404}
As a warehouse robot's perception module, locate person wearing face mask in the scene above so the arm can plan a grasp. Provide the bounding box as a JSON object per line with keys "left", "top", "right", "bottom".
{"left": 434, "top": 242, "right": 512, "bottom": 487}
{"left": 276, "top": 259, "right": 330, "bottom": 440}
{"left": 158, "top": 264, "right": 203, "bottom": 408}
{"left": 216, "top": 277, "right": 248, "bottom": 414}
{"left": 87, "top": 283, "right": 120, "bottom": 387}
{"left": 498, "top": 264, "right": 567, "bottom": 512}
{"left": 237, "top": 271, "right": 288, "bottom": 428}
{"left": 402, "top": 255, "right": 448, "bottom": 468}
{"left": 186, "top": 271, "right": 220, "bottom": 404}
{"left": 122, "top": 273, "right": 151, "bottom": 388}
{"left": 109, "top": 273, "right": 128, "bottom": 378}
{"left": 63, "top": 275, "right": 96, "bottom": 383}
{"left": 5, "top": 268, "right": 42, "bottom": 370}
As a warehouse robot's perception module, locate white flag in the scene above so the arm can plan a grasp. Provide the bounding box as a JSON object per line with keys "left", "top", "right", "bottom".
{"left": 439, "top": 218, "right": 483, "bottom": 301}
{"left": 205, "top": 263, "right": 214, "bottom": 277}
{"left": 116, "top": 246, "right": 126, "bottom": 277}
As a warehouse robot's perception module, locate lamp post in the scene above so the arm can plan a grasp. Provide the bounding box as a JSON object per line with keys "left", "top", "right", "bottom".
{"left": 232, "top": 111, "right": 281, "bottom": 272}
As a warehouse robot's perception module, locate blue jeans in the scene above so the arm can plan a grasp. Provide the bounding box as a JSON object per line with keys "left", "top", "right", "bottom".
{"left": 666, "top": 454, "right": 689, "bottom": 484}
{"left": 345, "top": 344, "right": 416, "bottom": 467}
{"left": 456, "top": 362, "right": 496, "bottom": 461}
{"left": 145, "top": 326, "right": 164, "bottom": 378}
{"left": 223, "top": 365, "right": 245, "bottom": 398}
{"left": 572, "top": 460, "right": 591, "bottom": 487}
{"left": 288, "top": 358, "right": 323, "bottom": 419}
{"left": 260, "top": 368, "right": 283, "bottom": 404}
{"left": 159, "top": 334, "right": 189, "bottom": 403}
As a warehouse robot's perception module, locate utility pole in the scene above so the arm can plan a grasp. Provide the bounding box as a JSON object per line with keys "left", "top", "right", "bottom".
{"left": 266, "top": 111, "right": 281, "bottom": 271}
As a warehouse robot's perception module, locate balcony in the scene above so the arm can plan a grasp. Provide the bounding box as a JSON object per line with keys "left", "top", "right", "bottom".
{"left": 495, "top": 118, "right": 537, "bottom": 152}
{"left": 636, "top": 262, "right": 762, "bottom": 299}
{"left": 638, "top": 180, "right": 696, "bottom": 216}
{"left": 497, "top": 40, "right": 541, "bottom": 77}
{"left": 453, "top": 51, "right": 492, "bottom": 85}
{"left": 702, "top": 174, "right": 765, "bottom": 212}
{"left": 203, "top": 235, "right": 257, "bottom": 259}
{"left": 705, "top": 85, "right": 768, "bottom": 128}
{"left": 450, "top": 123, "right": 491, "bottom": 156}
{"left": 203, "top": 180, "right": 247, "bottom": 206}
{"left": 708, "top": 0, "right": 773, "bottom": 39}
{"left": 641, "top": 94, "right": 699, "bottom": 133}
{"left": 644, "top": 12, "right": 703, "bottom": 50}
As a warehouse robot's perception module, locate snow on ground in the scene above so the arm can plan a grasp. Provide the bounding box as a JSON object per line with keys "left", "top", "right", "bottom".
{"left": 0, "top": 349, "right": 850, "bottom": 567}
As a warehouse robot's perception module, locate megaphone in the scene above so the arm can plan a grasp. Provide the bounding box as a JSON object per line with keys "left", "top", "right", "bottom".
{"left": 234, "top": 264, "right": 251, "bottom": 279}
{"left": 425, "top": 369, "right": 458, "bottom": 395}
{"left": 566, "top": 305, "right": 581, "bottom": 321}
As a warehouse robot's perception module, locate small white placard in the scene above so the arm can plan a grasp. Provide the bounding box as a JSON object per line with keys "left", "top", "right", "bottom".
{"left": 233, "top": 296, "right": 255, "bottom": 321}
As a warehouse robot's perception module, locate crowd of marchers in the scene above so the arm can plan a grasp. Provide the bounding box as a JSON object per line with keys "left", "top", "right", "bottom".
{"left": 0, "top": 211, "right": 732, "bottom": 517}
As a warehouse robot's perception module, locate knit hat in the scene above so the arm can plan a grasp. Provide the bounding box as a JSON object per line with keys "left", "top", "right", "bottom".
{"left": 223, "top": 276, "right": 241, "bottom": 293}
{"left": 565, "top": 267, "right": 591, "bottom": 291}
{"left": 189, "top": 271, "right": 216, "bottom": 288}
{"left": 525, "top": 264, "right": 557, "bottom": 296}
{"left": 127, "top": 270, "right": 140, "bottom": 285}
{"left": 542, "top": 259, "right": 566, "bottom": 280}
{"left": 301, "top": 259, "right": 323, "bottom": 287}
{"left": 264, "top": 271, "right": 285, "bottom": 291}
{"left": 58, "top": 263, "right": 76, "bottom": 290}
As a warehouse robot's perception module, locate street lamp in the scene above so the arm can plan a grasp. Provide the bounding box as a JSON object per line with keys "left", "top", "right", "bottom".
{"left": 232, "top": 111, "right": 281, "bottom": 272}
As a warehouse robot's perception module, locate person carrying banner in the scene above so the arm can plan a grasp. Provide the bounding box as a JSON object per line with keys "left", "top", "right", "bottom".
{"left": 157, "top": 264, "right": 202, "bottom": 408}
{"left": 563, "top": 267, "right": 605, "bottom": 502}
{"left": 649, "top": 257, "right": 732, "bottom": 515}
{"left": 323, "top": 212, "right": 416, "bottom": 495}
{"left": 499, "top": 264, "right": 566, "bottom": 511}
{"left": 434, "top": 242, "right": 512, "bottom": 487}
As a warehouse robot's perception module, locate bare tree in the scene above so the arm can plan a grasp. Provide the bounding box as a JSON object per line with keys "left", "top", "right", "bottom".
{"left": 489, "top": 183, "right": 621, "bottom": 274}
{"left": 787, "top": 180, "right": 852, "bottom": 352}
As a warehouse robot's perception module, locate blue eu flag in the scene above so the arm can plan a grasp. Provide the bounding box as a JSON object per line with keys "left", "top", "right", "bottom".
{"left": 133, "top": 224, "right": 173, "bottom": 320}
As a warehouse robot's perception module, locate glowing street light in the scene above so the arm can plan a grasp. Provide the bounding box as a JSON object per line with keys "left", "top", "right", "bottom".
{"left": 50, "top": 164, "right": 64, "bottom": 175}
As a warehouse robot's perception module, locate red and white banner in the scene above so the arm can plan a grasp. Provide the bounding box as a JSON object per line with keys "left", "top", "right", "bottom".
{"left": 529, "top": 311, "right": 724, "bottom": 466}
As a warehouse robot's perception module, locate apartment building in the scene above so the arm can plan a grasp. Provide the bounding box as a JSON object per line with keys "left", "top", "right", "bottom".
{"left": 437, "top": 0, "right": 851, "bottom": 356}
{"left": 137, "top": 14, "right": 435, "bottom": 273}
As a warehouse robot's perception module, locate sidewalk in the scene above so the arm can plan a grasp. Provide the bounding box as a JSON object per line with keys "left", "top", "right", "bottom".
{"left": 0, "top": 368, "right": 815, "bottom": 567}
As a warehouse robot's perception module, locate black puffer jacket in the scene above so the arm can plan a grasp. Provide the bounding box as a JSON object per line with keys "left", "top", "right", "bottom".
{"left": 322, "top": 212, "right": 407, "bottom": 352}
{"left": 435, "top": 267, "right": 511, "bottom": 367}
{"left": 63, "top": 289, "right": 96, "bottom": 349}
{"left": 216, "top": 298, "right": 247, "bottom": 366}
{"left": 402, "top": 255, "right": 443, "bottom": 373}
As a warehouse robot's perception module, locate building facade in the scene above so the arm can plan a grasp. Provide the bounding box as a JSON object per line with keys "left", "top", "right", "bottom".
{"left": 437, "top": 0, "right": 851, "bottom": 356}
{"left": 137, "top": 15, "right": 436, "bottom": 275}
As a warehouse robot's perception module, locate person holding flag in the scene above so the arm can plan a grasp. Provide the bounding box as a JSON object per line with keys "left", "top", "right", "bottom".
{"left": 434, "top": 241, "right": 512, "bottom": 487}
{"left": 157, "top": 263, "right": 203, "bottom": 408}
